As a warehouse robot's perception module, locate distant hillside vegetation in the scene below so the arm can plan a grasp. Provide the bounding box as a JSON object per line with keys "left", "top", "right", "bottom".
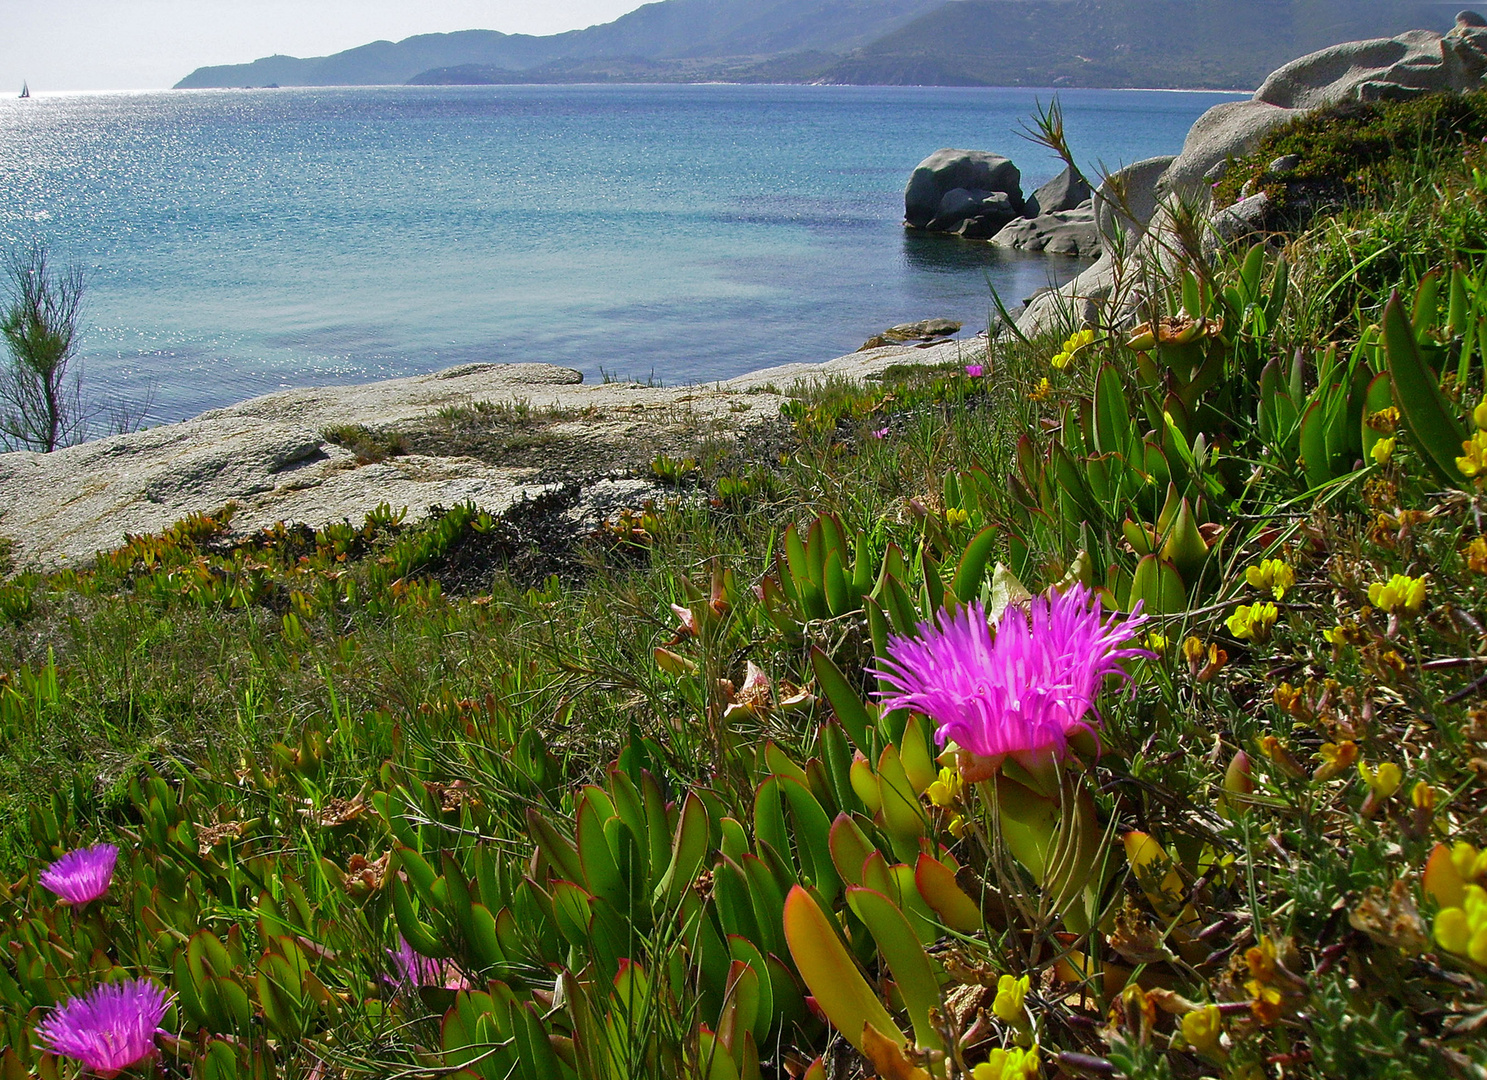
{"left": 175, "top": 0, "right": 1468, "bottom": 90}
{"left": 174, "top": 0, "right": 944, "bottom": 88}
{"left": 819, "top": 0, "right": 1466, "bottom": 88}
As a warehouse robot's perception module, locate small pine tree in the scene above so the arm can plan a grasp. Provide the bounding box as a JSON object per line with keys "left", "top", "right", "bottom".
{"left": 0, "top": 242, "right": 85, "bottom": 453}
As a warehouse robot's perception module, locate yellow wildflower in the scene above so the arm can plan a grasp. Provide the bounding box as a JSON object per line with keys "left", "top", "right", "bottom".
{"left": 926, "top": 765, "right": 962, "bottom": 808}
{"left": 1259, "top": 735, "right": 1307, "bottom": 779}
{"left": 1050, "top": 327, "right": 1096, "bottom": 369}
{"left": 1454, "top": 841, "right": 1487, "bottom": 883}
{"left": 1370, "top": 437, "right": 1395, "bottom": 465}
{"left": 1145, "top": 632, "right": 1169, "bottom": 656}
{"left": 1434, "top": 884, "right": 1487, "bottom": 964}
{"left": 1272, "top": 682, "right": 1304, "bottom": 717}
{"left": 1244, "top": 558, "right": 1295, "bottom": 599}
{"left": 1358, "top": 760, "right": 1402, "bottom": 799}
{"left": 1323, "top": 618, "right": 1364, "bottom": 647}
{"left": 1459, "top": 430, "right": 1487, "bottom": 478}
{"left": 1181, "top": 636, "right": 1226, "bottom": 680}
{"left": 1226, "top": 602, "right": 1279, "bottom": 642}
{"left": 1244, "top": 937, "right": 1290, "bottom": 1025}
{"left": 1180, "top": 1004, "right": 1225, "bottom": 1058}
{"left": 1313, "top": 740, "right": 1358, "bottom": 782}
{"left": 993, "top": 973, "right": 1030, "bottom": 1025}
{"left": 946, "top": 507, "right": 970, "bottom": 529}
{"left": 1181, "top": 635, "right": 1206, "bottom": 666}
{"left": 1029, "top": 377, "right": 1052, "bottom": 402}
{"left": 1466, "top": 537, "right": 1487, "bottom": 574}
{"left": 1368, "top": 573, "right": 1427, "bottom": 614}
{"left": 1476, "top": 397, "right": 1487, "bottom": 430}
{"left": 1365, "top": 406, "right": 1400, "bottom": 434}
{"left": 972, "top": 1046, "right": 1040, "bottom": 1080}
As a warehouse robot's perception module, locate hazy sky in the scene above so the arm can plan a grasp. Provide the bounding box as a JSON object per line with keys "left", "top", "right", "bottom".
{"left": 1, "top": 0, "right": 651, "bottom": 92}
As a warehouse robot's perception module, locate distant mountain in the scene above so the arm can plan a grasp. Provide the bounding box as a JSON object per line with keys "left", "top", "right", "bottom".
{"left": 817, "top": 0, "right": 1468, "bottom": 89}
{"left": 174, "top": 0, "right": 945, "bottom": 88}
{"left": 175, "top": 0, "right": 1469, "bottom": 91}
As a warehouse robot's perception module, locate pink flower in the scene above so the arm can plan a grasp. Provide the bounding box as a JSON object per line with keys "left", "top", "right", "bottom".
{"left": 37, "top": 979, "right": 170, "bottom": 1078}
{"left": 965, "top": 364, "right": 984, "bottom": 377}
{"left": 388, "top": 937, "right": 471, "bottom": 991}
{"left": 871, "top": 427, "right": 889, "bottom": 439}
{"left": 669, "top": 602, "right": 699, "bottom": 637}
{"left": 872, "top": 585, "right": 1148, "bottom": 762}
{"left": 40, "top": 844, "right": 118, "bottom": 905}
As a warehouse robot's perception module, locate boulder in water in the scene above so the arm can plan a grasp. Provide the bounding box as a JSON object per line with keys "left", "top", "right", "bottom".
{"left": 904, "top": 149, "right": 1023, "bottom": 231}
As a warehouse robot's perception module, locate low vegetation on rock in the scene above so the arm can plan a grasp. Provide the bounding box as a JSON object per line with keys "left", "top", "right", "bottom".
{"left": 8, "top": 91, "right": 1487, "bottom": 1080}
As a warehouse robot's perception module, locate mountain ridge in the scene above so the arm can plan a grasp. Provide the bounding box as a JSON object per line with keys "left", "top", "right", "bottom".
{"left": 174, "top": 0, "right": 944, "bottom": 88}
{"left": 174, "top": 0, "right": 1469, "bottom": 90}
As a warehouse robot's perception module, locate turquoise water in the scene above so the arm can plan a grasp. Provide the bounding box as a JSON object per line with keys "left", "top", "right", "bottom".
{"left": 0, "top": 85, "right": 1243, "bottom": 423}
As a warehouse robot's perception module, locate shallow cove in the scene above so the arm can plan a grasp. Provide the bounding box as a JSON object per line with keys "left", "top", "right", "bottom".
{"left": 0, "top": 84, "right": 1244, "bottom": 424}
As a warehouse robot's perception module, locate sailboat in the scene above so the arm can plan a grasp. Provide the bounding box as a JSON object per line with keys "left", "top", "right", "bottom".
{"left": 18, "top": 82, "right": 29, "bottom": 99}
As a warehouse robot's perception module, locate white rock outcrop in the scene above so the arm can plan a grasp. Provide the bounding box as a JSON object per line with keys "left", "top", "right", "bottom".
{"left": 0, "top": 342, "right": 981, "bottom": 570}
{"left": 1017, "top": 12, "right": 1487, "bottom": 336}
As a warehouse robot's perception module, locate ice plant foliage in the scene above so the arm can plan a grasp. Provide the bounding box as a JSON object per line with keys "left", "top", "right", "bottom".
{"left": 36, "top": 979, "right": 170, "bottom": 1078}
{"left": 388, "top": 937, "right": 471, "bottom": 991}
{"left": 873, "top": 585, "right": 1148, "bottom": 760}
{"left": 39, "top": 844, "right": 118, "bottom": 905}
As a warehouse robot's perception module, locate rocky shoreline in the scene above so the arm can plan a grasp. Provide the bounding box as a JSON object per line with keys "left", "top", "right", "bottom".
{"left": 12, "top": 13, "right": 1487, "bottom": 571}
{"left": 0, "top": 338, "right": 981, "bottom": 571}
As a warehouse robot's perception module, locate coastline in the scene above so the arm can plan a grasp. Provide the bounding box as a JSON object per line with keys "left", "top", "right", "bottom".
{"left": 0, "top": 335, "right": 982, "bottom": 571}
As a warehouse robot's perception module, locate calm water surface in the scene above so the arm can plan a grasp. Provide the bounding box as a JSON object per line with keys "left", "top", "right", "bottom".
{"left": 0, "top": 85, "right": 1243, "bottom": 423}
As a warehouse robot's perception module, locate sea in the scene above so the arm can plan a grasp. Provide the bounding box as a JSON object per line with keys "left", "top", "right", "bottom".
{"left": 0, "top": 84, "right": 1245, "bottom": 424}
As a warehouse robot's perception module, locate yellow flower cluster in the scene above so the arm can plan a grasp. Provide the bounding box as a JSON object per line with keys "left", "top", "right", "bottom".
{"left": 992, "top": 973, "right": 1029, "bottom": 1025}
{"left": 926, "top": 765, "right": 962, "bottom": 808}
{"left": 1244, "top": 558, "right": 1295, "bottom": 600}
{"left": 1358, "top": 760, "right": 1402, "bottom": 798}
{"left": 1244, "top": 937, "right": 1289, "bottom": 1025}
{"left": 1313, "top": 740, "right": 1357, "bottom": 782}
{"left": 1226, "top": 602, "right": 1279, "bottom": 642}
{"left": 1180, "top": 1004, "right": 1225, "bottom": 1058}
{"left": 1050, "top": 328, "right": 1095, "bottom": 369}
{"left": 972, "top": 1045, "right": 1040, "bottom": 1080}
{"left": 926, "top": 765, "right": 968, "bottom": 837}
{"left": 1028, "top": 377, "right": 1053, "bottom": 402}
{"left": 1322, "top": 618, "right": 1364, "bottom": 647}
{"left": 1365, "top": 406, "right": 1400, "bottom": 435}
{"left": 1367, "top": 573, "right": 1427, "bottom": 614}
{"left": 946, "top": 507, "right": 970, "bottom": 529}
{"left": 1435, "top": 885, "right": 1487, "bottom": 963}
{"left": 1467, "top": 537, "right": 1487, "bottom": 574}
{"left": 1458, "top": 398, "right": 1487, "bottom": 478}
{"left": 1370, "top": 437, "right": 1396, "bottom": 465}
{"left": 1458, "top": 430, "right": 1487, "bottom": 478}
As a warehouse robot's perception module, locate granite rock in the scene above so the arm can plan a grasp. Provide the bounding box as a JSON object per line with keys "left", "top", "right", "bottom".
{"left": 905, "top": 149, "right": 1023, "bottom": 231}
{"left": 1024, "top": 166, "right": 1092, "bottom": 217}
{"left": 992, "top": 203, "right": 1100, "bottom": 256}
{"left": 0, "top": 343, "right": 987, "bottom": 570}
{"left": 1016, "top": 11, "right": 1487, "bottom": 337}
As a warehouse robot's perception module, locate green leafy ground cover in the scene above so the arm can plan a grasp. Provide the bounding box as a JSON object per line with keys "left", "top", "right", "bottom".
{"left": 5, "top": 93, "right": 1487, "bottom": 1078}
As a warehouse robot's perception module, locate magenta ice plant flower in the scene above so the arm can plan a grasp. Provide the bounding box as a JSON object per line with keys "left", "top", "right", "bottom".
{"left": 965, "top": 363, "right": 984, "bottom": 377}
{"left": 873, "top": 584, "right": 1149, "bottom": 763}
{"left": 871, "top": 426, "right": 889, "bottom": 439}
{"left": 39, "top": 844, "right": 118, "bottom": 905}
{"left": 36, "top": 978, "right": 170, "bottom": 1078}
{"left": 388, "top": 937, "right": 471, "bottom": 991}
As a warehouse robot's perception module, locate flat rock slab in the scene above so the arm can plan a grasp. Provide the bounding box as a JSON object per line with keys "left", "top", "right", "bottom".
{"left": 0, "top": 342, "right": 980, "bottom": 570}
